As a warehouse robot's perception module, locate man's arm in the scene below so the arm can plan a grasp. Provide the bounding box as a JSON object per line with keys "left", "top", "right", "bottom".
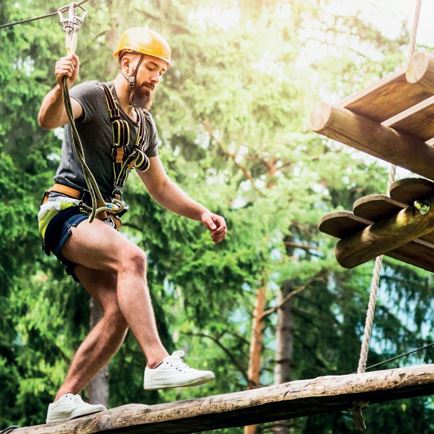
{"left": 137, "top": 156, "right": 227, "bottom": 243}
{"left": 38, "top": 54, "right": 83, "bottom": 129}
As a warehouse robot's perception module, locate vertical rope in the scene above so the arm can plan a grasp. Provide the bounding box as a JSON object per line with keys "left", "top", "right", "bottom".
{"left": 352, "top": 2, "right": 422, "bottom": 430}
{"left": 408, "top": 0, "right": 422, "bottom": 62}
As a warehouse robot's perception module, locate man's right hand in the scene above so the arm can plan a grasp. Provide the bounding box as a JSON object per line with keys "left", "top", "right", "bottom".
{"left": 55, "top": 54, "right": 80, "bottom": 88}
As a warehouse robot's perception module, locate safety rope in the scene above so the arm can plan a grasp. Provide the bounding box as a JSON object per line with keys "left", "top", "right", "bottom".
{"left": 58, "top": 2, "right": 125, "bottom": 222}
{"left": 364, "top": 342, "right": 434, "bottom": 372}
{"left": 352, "top": 1, "right": 423, "bottom": 431}
{"left": 0, "top": 1, "right": 88, "bottom": 29}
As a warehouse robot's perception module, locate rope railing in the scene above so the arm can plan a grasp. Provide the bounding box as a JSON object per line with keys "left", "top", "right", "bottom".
{"left": 352, "top": 1, "right": 423, "bottom": 430}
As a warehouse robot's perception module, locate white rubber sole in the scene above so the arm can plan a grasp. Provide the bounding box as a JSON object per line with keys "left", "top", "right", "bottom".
{"left": 144, "top": 373, "right": 215, "bottom": 390}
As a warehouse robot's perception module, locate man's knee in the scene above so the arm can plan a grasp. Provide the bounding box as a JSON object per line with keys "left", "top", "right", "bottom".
{"left": 119, "top": 247, "right": 147, "bottom": 276}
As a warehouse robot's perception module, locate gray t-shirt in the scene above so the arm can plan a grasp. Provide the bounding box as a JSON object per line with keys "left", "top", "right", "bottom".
{"left": 54, "top": 81, "right": 159, "bottom": 198}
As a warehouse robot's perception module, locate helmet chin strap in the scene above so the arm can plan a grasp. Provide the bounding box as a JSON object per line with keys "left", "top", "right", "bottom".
{"left": 121, "top": 54, "right": 144, "bottom": 105}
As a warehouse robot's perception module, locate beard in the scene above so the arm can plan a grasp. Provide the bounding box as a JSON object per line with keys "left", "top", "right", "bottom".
{"left": 129, "top": 85, "right": 154, "bottom": 110}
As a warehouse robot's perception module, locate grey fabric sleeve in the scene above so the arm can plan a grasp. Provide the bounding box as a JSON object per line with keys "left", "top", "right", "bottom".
{"left": 69, "top": 81, "right": 103, "bottom": 124}
{"left": 145, "top": 113, "right": 159, "bottom": 158}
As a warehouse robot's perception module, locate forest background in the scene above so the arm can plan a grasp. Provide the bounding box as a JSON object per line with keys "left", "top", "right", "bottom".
{"left": 0, "top": 0, "right": 433, "bottom": 433}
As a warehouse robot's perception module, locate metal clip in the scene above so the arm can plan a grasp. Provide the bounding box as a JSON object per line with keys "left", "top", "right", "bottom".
{"left": 58, "top": 2, "right": 87, "bottom": 55}
{"left": 414, "top": 199, "right": 431, "bottom": 215}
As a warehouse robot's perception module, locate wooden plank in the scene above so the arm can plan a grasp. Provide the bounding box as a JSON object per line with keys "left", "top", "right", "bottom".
{"left": 390, "top": 178, "right": 434, "bottom": 204}
{"left": 352, "top": 193, "right": 434, "bottom": 246}
{"left": 406, "top": 53, "right": 434, "bottom": 94}
{"left": 319, "top": 211, "right": 434, "bottom": 271}
{"left": 340, "top": 70, "right": 431, "bottom": 122}
{"left": 352, "top": 194, "right": 403, "bottom": 221}
{"left": 310, "top": 103, "right": 434, "bottom": 181}
{"left": 319, "top": 211, "right": 371, "bottom": 238}
{"left": 382, "top": 95, "right": 434, "bottom": 142}
{"left": 13, "top": 365, "right": 434, "bottom": 434}
{"left": 335, "top": 200, "right": 434, "bottom": 270}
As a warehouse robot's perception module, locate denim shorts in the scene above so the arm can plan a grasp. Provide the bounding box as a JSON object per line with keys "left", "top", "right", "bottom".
{"left": 43, "top": 206, "right": 88, "bottom": 281}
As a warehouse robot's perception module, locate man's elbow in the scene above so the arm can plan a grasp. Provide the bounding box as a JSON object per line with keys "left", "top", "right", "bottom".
{"left": 38, "top": 112, "right": 50, "bottom": 129}
{"left": 38, "top": 113, "right": 59, "bottom": 130}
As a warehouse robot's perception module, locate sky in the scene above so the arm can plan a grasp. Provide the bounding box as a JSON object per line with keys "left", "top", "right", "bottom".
{"left": 331, "top": 0, "right": 433, "bottom": 47}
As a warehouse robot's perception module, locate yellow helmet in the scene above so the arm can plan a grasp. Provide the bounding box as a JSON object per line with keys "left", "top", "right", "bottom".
{"left": 113, "top": 27, "right": 171, "bottom": 65}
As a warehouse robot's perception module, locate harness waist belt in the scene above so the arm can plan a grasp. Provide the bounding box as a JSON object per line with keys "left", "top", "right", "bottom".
{"left": 48, "top": 183, "right": 82, "bottom": 199}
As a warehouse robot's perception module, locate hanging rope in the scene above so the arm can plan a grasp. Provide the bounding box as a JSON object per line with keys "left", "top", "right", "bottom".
{"left": 352, "top": 1, "right": 423, "bottom": 430}
{"left": 58, "top": 3, "right": 125, "bottom": 222}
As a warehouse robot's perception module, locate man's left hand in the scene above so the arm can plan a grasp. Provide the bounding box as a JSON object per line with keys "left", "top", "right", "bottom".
{"left": 201, "top": 212, "right": 227, "bottom": 243}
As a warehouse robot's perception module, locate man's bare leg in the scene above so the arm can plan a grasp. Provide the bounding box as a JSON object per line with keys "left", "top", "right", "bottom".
{"left": 61, "top": 220, "right": 168, "bottom": 368}
{"left": 55, "top": 266, "right": 128, "bottom": 400}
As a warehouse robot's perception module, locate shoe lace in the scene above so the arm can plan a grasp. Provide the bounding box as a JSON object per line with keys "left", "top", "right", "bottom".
{"left": 166, "top": 350, "right": 193, "bottom": 371}
{"left": 73, "top": 395, "right": 84, "bottom": 404}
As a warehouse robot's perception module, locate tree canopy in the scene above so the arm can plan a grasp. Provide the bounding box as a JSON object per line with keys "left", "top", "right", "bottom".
{"left": 0, "top": 1, "right": 432, "bottom": 432}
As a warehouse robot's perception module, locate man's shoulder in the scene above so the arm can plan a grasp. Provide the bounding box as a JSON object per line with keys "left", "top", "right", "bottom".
{"left": 70, "top": 80, "right": 104, "bottom": 99}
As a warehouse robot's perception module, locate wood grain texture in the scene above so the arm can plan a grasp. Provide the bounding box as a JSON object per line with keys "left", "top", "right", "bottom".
{"left": 390, "top": 178, "right": 434, "bottom": 204}
{"left": 406, "top": 53, "right": 434, "bottom": 94}
{"left": 382, "top": 95, "right": 434, "bottom": 142}
{"left": 319, "top": 211, "right": 434, "bottom": 271}
{"left": 352, "top": 195, "right": 403, "bottom": 221}
{"left": 335, "top": 201, "right": 434, "bottom": 269}
{"left": 14, "top": 365, "right": 434, "bottom": 434}
{"left": 319, "top": 211, "right": 370, "bottom": 238}
{"left": 340, "top": 70, "right": 431, "bottom": 122}
{"left": 310, "top": 103, "right": 434, "bottom": 181}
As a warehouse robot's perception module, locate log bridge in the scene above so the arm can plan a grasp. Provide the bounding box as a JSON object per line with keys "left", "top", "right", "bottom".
{"left": 311, "top": 53, "right": 434, "bottom": 270}
{"left": 13, "top": 365, "right": 434, "bottom": 433}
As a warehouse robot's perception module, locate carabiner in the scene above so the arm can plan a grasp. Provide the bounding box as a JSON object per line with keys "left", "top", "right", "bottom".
{"left": 58, "top": 2, "right": 87, "bottom": 55}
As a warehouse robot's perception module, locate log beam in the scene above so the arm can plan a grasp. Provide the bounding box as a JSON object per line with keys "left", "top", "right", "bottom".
{"left": 335, "top": 199, "right": 434, "bottom": 269}
{"left": 406, "top": 53, "right": 434, "bottom": 94}
{"left": 310, "top": 103, "right": 434, "bottom": 181}
{"left": 13, "top": 365, "right": 434, "bottom": 433}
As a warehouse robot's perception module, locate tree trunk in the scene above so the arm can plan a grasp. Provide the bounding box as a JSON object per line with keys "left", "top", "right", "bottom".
{"left": 244, "top": 284, "right": 267, "bottom": 434}
{"left": 272, "top": 281, "right": 294, "bottom": 434}
{"left": 88, "top": 298, "right": 109, "bottom": 406}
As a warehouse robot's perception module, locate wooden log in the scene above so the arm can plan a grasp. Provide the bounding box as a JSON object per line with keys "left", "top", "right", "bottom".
{"left": 382, "top": 95, "right": 434, "bottom": 142}
{"left": 319, "top": 211, "right": 434, "bottom": 272}
{"left": 340, "top": 70, "right": 431, "bottom": 122}
{"left": 335, "top": 198, "right": 434, "bottom": 269}
{"left": 13, "top": 365, "right": 434, "bottom": 434}
{"left": 310, "top": 103, "right": 434, "bottom": 181}
{"left": 352, "top": 194, "right": 434, "bottom": 246}
{"left": 390, "top": 177, "right": 434, "bottom": 205}
{"left": 352, "top": 194, "right": 403, "bottom": 221}
{"left": 406, "top": 53, "right": 434, "bottom": 94}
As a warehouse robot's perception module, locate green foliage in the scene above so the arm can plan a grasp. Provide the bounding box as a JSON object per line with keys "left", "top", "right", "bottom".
{"left": 0, "top": 0, "right": 432, "bottom": 432}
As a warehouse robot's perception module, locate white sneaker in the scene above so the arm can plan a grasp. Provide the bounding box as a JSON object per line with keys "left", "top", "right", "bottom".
{"left": 46, "top": 393, "right": 106, "bottom": 424}
{"left": 144, "top": 350, "right": 215, "bottom": 390}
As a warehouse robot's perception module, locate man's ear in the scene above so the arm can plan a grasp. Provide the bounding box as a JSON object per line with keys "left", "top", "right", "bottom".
{"left": 121, "top": 55, "right": 131, "bottom": 74}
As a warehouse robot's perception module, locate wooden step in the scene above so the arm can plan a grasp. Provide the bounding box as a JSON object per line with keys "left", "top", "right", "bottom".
{"left": 319, "top": 211, "right": 434, "bottom": 272}
{"left": 352, "top": 194, "right": 403, "bottom": 221}
{"left": 311, "top": 53, "right": 434, "bottom": 181}
{"left": 352, "top": 193, "right": 434, "bottom": 245}
{"left": 341, "top": 70, "right": 432, "bottom": 122}
{"left": 390, "top": 177, "right": 434, "bottom": 204}
{"left": 383, "top": 95, "right": 434, "bottom": 142}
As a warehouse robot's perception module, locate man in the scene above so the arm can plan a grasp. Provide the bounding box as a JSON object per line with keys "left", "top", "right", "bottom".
{"left": 37, "top": 27, "right": 227, "bottom": 424}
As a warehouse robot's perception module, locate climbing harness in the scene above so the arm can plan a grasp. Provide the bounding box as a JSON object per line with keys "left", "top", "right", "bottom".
{"left": 100, "top": 82, "right": 151, "bottom": 201}
{"left": 2, "top": 2, "right": 154, "bottom": 224}
{"left": 351, "top": 1, "right": 423, "bottom": 431}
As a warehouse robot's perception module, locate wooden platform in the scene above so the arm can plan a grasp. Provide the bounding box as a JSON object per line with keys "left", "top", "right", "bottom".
{"left": 13, "top": 365, "right": 434, "bottom": 433}
{"left": 319, "top": 178, "right": 434, "bottom": 271}
{"left": 310, "top": 53, "right": 434, "bottom": 181}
